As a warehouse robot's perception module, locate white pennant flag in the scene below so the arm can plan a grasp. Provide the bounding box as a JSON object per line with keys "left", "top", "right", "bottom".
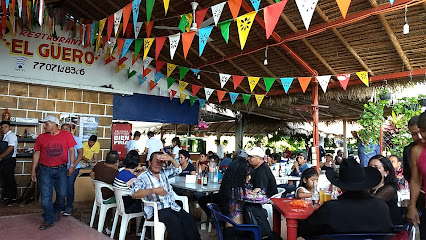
{"left": 17, "top": 0, "right": 23, "bottom": 17}
{"left": 38, "top": 0, "right": 45, "bottom": 27}
{"left": 114, "top": 9, "right": 123, "bottom": 36}
{"left": 134, "top": 22, "right": 143, "bottom": 39}
{"left": 204, "top": 88, "right": 215, "bottom": 101}
{"left": 144, "top": 57, "right": 154, "bottom": 69}
{"left": 168, "top": 33, "right": 180, "bottom": 60}
{"left": 316, "top": 75, "right": 331, "bottom": 93}
{"left": 295, "top": 0, "right": 319, "bottom": 30}
{"left": 219, "top": 73, "right": 231, "bottom": 88}
{"left": 211, "top": 2, "right": 226, "bottom": 26}
{"left": 109, "top": 37, "right": 117, "bottom": 55}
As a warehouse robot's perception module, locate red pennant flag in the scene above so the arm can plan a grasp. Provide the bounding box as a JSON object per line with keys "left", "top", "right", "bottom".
{"left": 131, "top": 52, "right": 141, "bottom": 65}
{"left": 10, "top": 0, "right": 16, "bottom": 14}
{"left": 170, "top": 89, "right": 177, "bottom": 100}
{"left": 117, "top": 56, "right": 128, "bottom": 67}
{"left": 66, "top": 20, "right": 74, "bottom": 32}
{"left": 79, "top": 24, "right": 84, "bottom": 43}
{"left": 182, "top": 31, "right": 196, "bottom": 60}
{"left": 143, "top": 68, "right": 152, "bottom": 78}
{"left": 126, "top": 23, "right": 133, "bottom": 38}
{"left": 122, "top": 3, "right": 132, "bottom": 35}
{"left": 264, "top": 0, "right": 288, "bottom": 39}
{"left": 145, "top": 21, "right": 154, "bottom": 38}
{"left": 155, "top": 36, "right": 166, "bottom": 60}
{"left": 116, "top": 38, "right": 125, "bottom": 59}
{"left": 217, "top": 90, "right": 226, "bottom": 103}
{"left": 336, "top": 73, "right": 351, "bottom": 90}
{"left": 105, "top": 54, "right": 116, "bottom": 65}
{"left": 149, "top": 80, "right": 158, "bottom": 91}
{"left": 192, "top": 84, "right": 202, "bottom": 96}
{"left": 156, "top": 60, "right": 165, "bottom": 73}
{"left": 298, "top": 77, "right": 311, "bottom": 93}
{"left": 233, "top": 75, "right": 244, "bottom": 89}
{"left": 107, "top": 15, "right": 114, "bottom": 40}
{"left": 102, "top": 36, "right": 108, "bottom": 50}
{"left": 84, "top": 24, "right": 91, "bottom": 48}
{"left": 195, "top": 8, "right": 208, "bottom": 29}
{"left": 1, "top": 0, "right": 6, "bottom": 18}
{"left": 228, "top": 0, "right": 242, "bottom": 20}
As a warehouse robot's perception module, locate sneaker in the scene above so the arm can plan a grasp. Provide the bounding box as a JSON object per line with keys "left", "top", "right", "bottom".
{"left": 39, "top": 222, "right": 54, "bottom": 230}
{"left": 63, "top": 211, "right": 72, "bottom": 216}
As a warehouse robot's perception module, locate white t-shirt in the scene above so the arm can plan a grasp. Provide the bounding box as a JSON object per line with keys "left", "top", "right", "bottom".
{"left": 126, "top": 139, "right": 138, "bottom": 153}
{"left": 217, "top": 145, "right": 224, "bottom": 159}
{"left": 296, "top": 186, "right": 311, "bottom": 199}
{"left": 172, "top": 145, "right": 181, "bottom": 161}
{"left": 146, "top": 137, "right": 163, "bottom": 160}
{"left": 3, "top": 130, "right": 17, "bottom": 157}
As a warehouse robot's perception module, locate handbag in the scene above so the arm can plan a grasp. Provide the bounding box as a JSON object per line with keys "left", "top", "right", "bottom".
{"left": 243, "top": 203, "right": 273, "bottom": 239}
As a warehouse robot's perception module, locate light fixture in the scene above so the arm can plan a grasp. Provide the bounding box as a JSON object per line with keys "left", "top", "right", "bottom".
{"left": 403, "top": 5, "right": 409, "bottom": 34}
{"left": 189, "top": 1, "right": 199, "bottom": 32}
{"left": 263, "top": 46, "right": 268, "bottom": 66}
{"left": 197, "top": 74, "right": 201, "bottom": 80}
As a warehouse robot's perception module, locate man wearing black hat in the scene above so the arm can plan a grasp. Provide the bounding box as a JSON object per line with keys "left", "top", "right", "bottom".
{"left": 299, "top": 157, "right": 393, "bottom": 237}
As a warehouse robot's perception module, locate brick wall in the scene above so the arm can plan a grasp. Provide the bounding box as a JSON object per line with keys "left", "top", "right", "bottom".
{"left": 0, "top": 81, "right": 113, "bottom": 197}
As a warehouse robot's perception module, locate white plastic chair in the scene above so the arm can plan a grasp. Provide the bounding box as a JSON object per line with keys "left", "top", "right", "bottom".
{"left": 90, "top": 180, "right": 117, "bottom": 233}
{"left": 140, "top": 192, "right": 189, "bottom": 240}
{"left": 110, "top": 188, "right": 144, "bottom": 240}
{"left": 263, "top": 187, "right": 286, "bottom": 229}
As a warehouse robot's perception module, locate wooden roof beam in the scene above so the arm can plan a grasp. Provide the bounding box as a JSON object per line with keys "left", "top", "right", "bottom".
{"left": 65, "top": 1, "right": 93, "bottom": 19}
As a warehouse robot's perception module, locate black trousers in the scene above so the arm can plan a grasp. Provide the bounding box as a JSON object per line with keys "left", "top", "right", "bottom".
{"left": 0, "top": 157, "right": 17, "bottom": 199}
{"left": 154, "top": 208, "right": 200, "bottom": 240}
{"left": 198, "top": 193, "right": 220, "bottom": 219}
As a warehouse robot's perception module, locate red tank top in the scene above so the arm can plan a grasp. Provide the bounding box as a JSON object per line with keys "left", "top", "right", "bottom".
{"left": 417, "top": 143, "right": 426, "bottom": 202}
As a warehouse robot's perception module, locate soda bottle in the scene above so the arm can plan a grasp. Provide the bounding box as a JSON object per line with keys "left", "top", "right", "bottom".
{"left": 202, "top": 169, "right": 208, "bottom": 186}
{"left": 311, "top": 181, "right": 319, "bottom": 206}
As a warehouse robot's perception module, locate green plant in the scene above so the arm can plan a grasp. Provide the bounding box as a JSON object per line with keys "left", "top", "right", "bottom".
{"left": 358, "top": 99, "right": 387, "bottom": 146}
{"left": 222, "top": 139, "right": 228, "bottom": 146}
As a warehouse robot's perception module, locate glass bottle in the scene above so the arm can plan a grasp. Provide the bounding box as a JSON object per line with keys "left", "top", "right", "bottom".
{"left": 2, "top": 108, "right": 10, "bottom": 121}
{"left": 202, "top": 168, "right": 208, "bottom": 186}
{"left": 311, "top": 181, "right": 319, "bottom": 206}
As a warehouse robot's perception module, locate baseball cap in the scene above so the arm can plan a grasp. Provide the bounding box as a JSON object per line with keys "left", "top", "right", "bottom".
{"left": 246, "top": 147, "right": 265, "bottom": 158}
{"left": 40, "top": 115, "right": 60, "bottom": 125}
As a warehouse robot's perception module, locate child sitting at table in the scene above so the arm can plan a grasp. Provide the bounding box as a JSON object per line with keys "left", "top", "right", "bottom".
{"left": 296, "top": 167, "right": 319, "bottom": 199}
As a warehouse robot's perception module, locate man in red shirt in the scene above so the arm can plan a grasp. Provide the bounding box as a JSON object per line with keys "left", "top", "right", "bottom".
{"left": 31, "top": 115, "right": 76, "bottom": 230}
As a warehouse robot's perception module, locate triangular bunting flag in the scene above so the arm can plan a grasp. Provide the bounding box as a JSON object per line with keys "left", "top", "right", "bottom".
{"left": 134, "top": 39, "right": 143, "bottom": 58}
{"left": 199, "top": 99, "right": 206, "bottom": 108}
{"left": 218, "top": 20, "right": 232, "bottom": 44}
{"left": 154, "top": 72, "right": 164, "bottom": 83}
{"left": 119, "top": 39, "right": 134, "bottom": 59}
{"left": 205, "top": 88, "right": 215, "bottom": 101}
{"left": 298, "top": 77, "right": 312, "bottom": 93}
{"left": 316, "top": 75, "right": 331, "bottom": 93}
{"left": 38, "top": 0, "right": 44, "bottom": 27}
{"left": 143, "top": 38, "right": 154, "bottom": 60}
{"left": 233, "top": 75, "right": 244, "bottom": 89}
{"left": 198, "top": 25, "right": 213, "bottom": 56}
{"left": 250, "top": 0, "right": 261, "bottom": 11}
{"left": 168, "top": 33, "right": 180, "bottom": 60}
{"left": 132, "top": 0, "right": 141, "bottom": 34}
{"left": 191, "top": 69, "right": 201, "bottom": 76}
{"left": 122, "top": 3, "right": 132, "bottom": 35}
{"left": 336, "top": 73, "right": 351, "bottom": 90}
{"left": 144, "top": 57, "right": 154, "bottom": 68}
{"left": 196, "top": 8, "right": 208, "bottom": 29}
{"left": 163, "top": 0, "right": 170, "bottom": 15}
{"left": 179, "top": 66, "right": 190, "bottom": 80}
{"left": 228, "top": 0, "right": 242, "bottom": 20}
{"left": 167, "top": 63, "right": 177, "bottom": 77}
{"left": 138, "top": 74, "right": 148, "bottom": 85}
{"left": 182, "top": 31, "right": 196, "bottom": 59}
{"left": 113, "top": 9, "right": 123, "bottom": 36}
{"left": 145, "top": 21, "right": 154, "bottom": 37}
{"left": 107, "top": 14, "right": 114, "bottom": 40}
{"left": 142, "top": 68, "right": 152, "bottom": 78}
{"left": 179, "top": 80, "right": 189, "bottom": 92}
{"left": 156, "top": 60, "right": 165, "bottom": 73}
{"left": 116, "top": 38, "right": 125, "bottom": 59}
{"left": 219, "top": 73, "right": 231, "bottom": 88}
{"left": 128, "top": 68, "right": 137, "bottom": 78}
{"left": 229, "top": 92, "right": 239, "bottom": 104}
{"left": 17, "top": 0, "right": 22, "bottom": 18}
{"left": 169, "top": 89, "right": 177, "bottom": 100}
{"left": 248, "top": 77, "right": 260, "bottom": 92}
{"left": 180, "top": 93, "right": 187, "bottom": 104}
{"left": 178, "top": 14, "right": 189, "bottom": 33}
{"left": 167, "top": 77, "right": 175, "bottom": 89}
{"left": 280, "top": 77, "right": 293, "bottom": 93}
{"left": 295, "top": 0, "right": 319, "bottom": 30}
{"left": 336, "top": 0, "right": 352, "bottom": 18}
{"left": 146, "top": 0, "right": 155, "bottom": 23}
{"left": 356, "top": 71, "right": 369, "bottom": 86}
{"left": 189, "top": 96, "right": 196, "bottom": 107}
{"left": 236, "top": 11, "right": 256, "bottom": 50}
{"left": 192, "top": 84, "right": 202, "bottom": 96}
{"left": 389, "top": 0, "right": 394, "bottom": 4}
{"left": 264, "top": 0, "right": 288, "bottom": 39}
{"left": 149, "top": 80, "right": 158, "bottom": 91}
{"left": 211, "top": 2, "right": 226, "bottom": 26}
{"left": 242, "top": 94, "right": 251, "bottom": 106}
{"left": 96, "top": 18, "right": 106, "bottom": 51}
{"left": 134, "top": 22, "right": 143, "bottom": 38}
{"left": 217, "top": 90, "right": 226, "bottom": 103}
{"left": 132, "top": 53, "right": 141, "bottom": 65}
{"left": 263, "top": 77, "right": 276, "bottom": 92}
{"left": 255, "top": 94, "right": 265, "bottom": 107}
{"left": 155, "top": 36, "right": 166, "bottom": 60}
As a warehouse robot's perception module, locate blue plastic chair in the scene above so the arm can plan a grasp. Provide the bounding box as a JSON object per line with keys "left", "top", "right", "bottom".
{"left": 305, "top": 233, "right": 395, "bottom": 240}
{"left": 206, "top": 203, "right": 261, "bottom": 240}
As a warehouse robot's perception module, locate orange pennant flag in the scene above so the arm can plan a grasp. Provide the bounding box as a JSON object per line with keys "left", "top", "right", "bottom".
{"left": 217, "top": 90, "right": 226, "bottom": 103}
{"left": 149, "top": 80, "right": 158, "bottom": 91}
{"left": 182, "top": 31, "right": 196, "bottom": 59}
{"left": 298, "top": 77, "right": 311, "bottom": 93}
{"left": 145, "top": 21, "right": 154, "bottom": 38}
{"left": 228, "top": 0, "right": 242, "bottom": 20}
{"left": 116, "top": 38, "right": 125, "bottom": 59}
{"left": 122, "top": 3, "right": 132, "bottom": 35}
{"left": 143, "top": 68, "right": 152, "bottom": 78}
{"left": 336, "top": 0, "right": 352, "bottom": 18}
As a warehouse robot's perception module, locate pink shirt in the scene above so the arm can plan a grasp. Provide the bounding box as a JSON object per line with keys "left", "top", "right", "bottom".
{"left": 417, "top": 143, "right": 426, "bottom": 206}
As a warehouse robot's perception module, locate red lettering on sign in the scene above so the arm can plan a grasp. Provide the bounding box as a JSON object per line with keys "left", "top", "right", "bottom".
{"left": 23, "top": 41, "right": 34, "bottom": 56}
{"left": 27, "top": 31, "right": 33, "bottom": 38}
{"left": 50, "top": 44, "right": 61, "bottom": 60}
{"left": 11, "top": 39, "right": 24, "bottom": 54}
{"left": 19, "top": 30, "right": 28, "bottom": 36}
{"left": 72, "top": 49, "right": 83, "bottom": 63}
{"left": 34, "top": 33, "right": 41, "bottom": 38}
{"left": 62, "top": 47, "right": 71, "bottom": 61}
{"left": 58, "top": 37, "right": 65, "bottom": 43}
{"left": 85, "top": 52, "right": 94, "bottom": 65}
{"left": 38, "top": 44, "right": 50, "bottom": 58}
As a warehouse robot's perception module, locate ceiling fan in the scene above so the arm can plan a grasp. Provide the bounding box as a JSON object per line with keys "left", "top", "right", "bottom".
{"left": 154, "top": 1, "right": 215, "bottom": 42}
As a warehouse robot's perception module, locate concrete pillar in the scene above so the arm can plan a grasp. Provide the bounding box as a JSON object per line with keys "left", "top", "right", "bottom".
{"left": 343, "top": 120, "right": 348, "bottom": 158}
{"left": 235, "top": 114, "right": 244, "bottom": 153}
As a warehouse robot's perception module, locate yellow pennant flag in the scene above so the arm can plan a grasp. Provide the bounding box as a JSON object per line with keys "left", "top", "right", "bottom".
{"left": 163, "top": 0, "right": 170, "bottom": 15}
{"left": 143, "top": 38, "right": 155, "bottom": 60}
{"left": 185, "top": 13, "right": 193, "bottom": 32}
{"left": 167, "top": 63, "right": 177, "bottom": 77}
{"left": 180, "top": 93, "right": 188, "bottom": 104}
{"left": 248, "top": 77, "right": 260, "bottom": 92}
{"left": 116, "top": 63, "right": 126, "bottom": 72}
{"left": 237, "top": 11, "right": 256, "bottom": 50}
{"left": 96, "top": 18, "right": 107, "bottom": 51}
{"left": 356, "top": 71, "right": 369, "bottom": 86}
{"left": 179, "top": 80, "right": 189, "bottom": 93}
{"left": 255, "top": 94, "right": 265, "bottom": 107}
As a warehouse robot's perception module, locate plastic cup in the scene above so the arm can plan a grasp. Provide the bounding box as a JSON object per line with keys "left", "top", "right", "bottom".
{"left": 319, "top": 189, "right": 324, "bottom": 205}
{"left": 324, "top": 191, "right": 332, "bottom": 202}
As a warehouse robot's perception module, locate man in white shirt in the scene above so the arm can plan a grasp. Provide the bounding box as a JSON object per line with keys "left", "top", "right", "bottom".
{"left": 0, "top": 121, "right": 18, "bottom": 206}
{"left": 215, "top": 139, "right": 224, "bottom": 159}
{"left": 126, "top": 131, "right": 141, "bottom": 154}
{"left": 144, "top": 131, "right": 163, "bottom": 160}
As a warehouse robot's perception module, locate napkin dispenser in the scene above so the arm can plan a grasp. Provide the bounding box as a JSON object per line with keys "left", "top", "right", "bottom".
{"left": 185, "top": 175, "right": 196, "bottom": 183}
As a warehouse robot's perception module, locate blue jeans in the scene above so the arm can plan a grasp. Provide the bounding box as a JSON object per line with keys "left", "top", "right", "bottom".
{"left": 65, "top": 168, "right": 80, "bottom": 213}
{"left": 39, "top": 165, "right": 67, "bottom": 224}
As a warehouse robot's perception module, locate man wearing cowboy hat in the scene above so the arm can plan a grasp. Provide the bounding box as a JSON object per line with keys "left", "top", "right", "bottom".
{"left": 299, "top": 157, "right": 393, "bottom": 237}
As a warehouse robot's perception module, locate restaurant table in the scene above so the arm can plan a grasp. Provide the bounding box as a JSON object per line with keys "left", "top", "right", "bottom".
{"left": 271, "top": 198, "right": 317, "bottom": 240}
{"left": 275, "top": 176, "right": 301, "bottom": 186}
{"left": 170, "top": 176, "right": 221, "bottom": 193}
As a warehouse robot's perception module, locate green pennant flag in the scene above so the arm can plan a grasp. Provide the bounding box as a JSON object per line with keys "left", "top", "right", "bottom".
{"left": 263, "top": 77, "right": 276, "bottom": 92}
{"left": 128, "top": 69, "right": 137, "bottom": 78}
{"left": 167, "top": 77, "right": 176, "bottom": 89}
{"left": 189, "top": 96, "right": 196, "bottom": 106}
{"left": 179, "top": 66, "right": 190, "bottom": 80}
{"left": 242, "top": 94, "right": 251, "bottom": 106}
{"left": 134, "top": 39, "right": 143, "bottom": 58}
{"left": 92, "top": 22, "right": 99, "bottom": 45}
{"left": 146, "top": 0, "right": 155, "bottom": 23}
{"left": 275, "top": 0, "right": 280, "bottom": 2}
{"left": 178, "top": 14, "right": 188, "bottom": 33}
{"left": 218, "top": 19, "right": 232, "bottom": 44}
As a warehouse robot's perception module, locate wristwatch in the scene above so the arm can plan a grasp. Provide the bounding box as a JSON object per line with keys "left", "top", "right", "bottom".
{"left": 70, "top": 164, "right": 76, "bottom": 167}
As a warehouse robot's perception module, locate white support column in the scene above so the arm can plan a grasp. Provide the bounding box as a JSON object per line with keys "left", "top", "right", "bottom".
{"left": 235, "top": 114, "right": 244, "bottom": 153}
{"left": 343, "top": 120, "right": 348, "bottom": 158}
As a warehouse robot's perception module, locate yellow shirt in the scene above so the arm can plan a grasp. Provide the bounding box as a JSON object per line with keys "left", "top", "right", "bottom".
{"left": 83, "top": 141, "right": 100, "bottom": 160}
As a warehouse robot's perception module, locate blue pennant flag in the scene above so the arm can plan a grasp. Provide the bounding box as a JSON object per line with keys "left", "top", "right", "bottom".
{"left": 250, "top": 0, "right": 261, "bottom": 11}
{"left": 199, "top": 26, "right": 214, "bottom": 56}
{"left": 191, "top": 69, "right": 200, "bottom": 76}
{"left": 139, "top": 74, "right": 148, "bottom": 85}
{"left": 5, "top": 0, "right": 10, "bottom": 10}
{"left": 132, "top": 0, "right": 141, "bottom": 30}
{"left": 90, "top": 23, "right": 96, "bottom": 45}
{"left": 199, "top": 99, "right": 207, "bottom": 108}
{"left": 229, "top": 92, "right": 239, "bottom": 104}
{"left": 280, "top": 78, "right": 293, "bottom": 93}
{"left": 154, "top": 72, "right": 164, "bottom": 83}
{"left": 120, "top": 39, "right": 134, "bottom": 59}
